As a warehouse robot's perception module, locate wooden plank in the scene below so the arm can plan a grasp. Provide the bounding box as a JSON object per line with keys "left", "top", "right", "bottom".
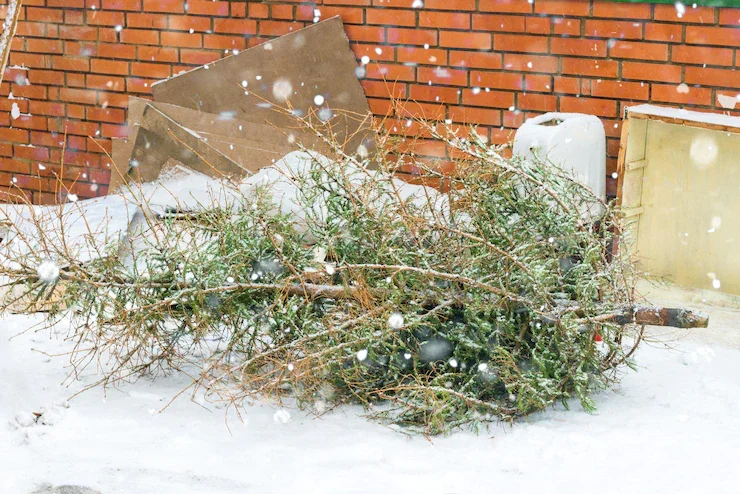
{"left": 615, "top": 118, "right": 630, "bottom": 205}
{"left": 626, "top": 159, "right": 647, "bottom": 171}
{"left": 629, "top": 111, "right": 740, "bottom": 135}
{"left": 622, "top": 206, "right": 644, "bottom": 217}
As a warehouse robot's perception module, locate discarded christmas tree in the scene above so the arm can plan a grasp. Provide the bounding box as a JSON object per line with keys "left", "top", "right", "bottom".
{"left": 0, "top": 122, "right": 706, "bottom": 435}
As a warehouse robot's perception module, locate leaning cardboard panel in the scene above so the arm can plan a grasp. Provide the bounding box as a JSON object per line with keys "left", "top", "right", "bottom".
{"left": 109, "top": 99, "right": 333, "bottom": 192}
{"left": 151, "top": 17, "right": 374, "bottom": 156}
{"left": 617, "top": 104, "right": 740, "bottom": 295}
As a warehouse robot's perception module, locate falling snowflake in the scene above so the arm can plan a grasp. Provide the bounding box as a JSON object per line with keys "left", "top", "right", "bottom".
{"left": 36, "top": 260, "right": 60, "bottom": 284}
{"left": 273, "top": 409, "right": 291, "bottom": 424}
{"left": 272, "top": 78, "right": 293, "bottom": 102}
{"left": 356, "top": 349, "right": 368, "bottom": 361}
{"left": 10, "top": 102, "right": 20, "bottom": 119}
{"left": 313, "top": 94, "right": 325, "bottom": 106}
{"left": 387, "top": 312, "right": 404, "bottom": 329}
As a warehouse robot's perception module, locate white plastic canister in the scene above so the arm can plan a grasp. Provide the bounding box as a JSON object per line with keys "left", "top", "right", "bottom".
{"left": 512, "top": 113, "right": 606, "bottom": 202}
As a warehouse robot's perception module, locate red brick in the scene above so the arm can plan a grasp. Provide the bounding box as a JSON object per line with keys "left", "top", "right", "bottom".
{"left": 9, "top": 53, "right": 48, "bottom": 69}
{"left": 518, "top": 93, "right": 557, "bottom": 112}
{"left": 87, "top": 74, "right": 125, "bottom": 91}
{"left": 127, "top": 13, "right": 167, "bottom": 29}
{"left": 138, "top": 45, "right": 179, "bottom": 63}
{"left": 101, "top": 123, "right": 130, "bottom": 138}
{"left": 365, "top": 63, "right": 415, "bottom": 82}
{"left": 398, "top": 46, "right": 448, "bottom": 66}
{"left": 417, "top": 66, "right": 468, "bottom": 86}
{"left": 270, "top": 4, "right": 294, "bottom": 20}
{"left": 50, "top": 56, "right": 89, "bottom": 72}
{"left": 591, "top": 80, "right": 649, "bottom": 100}
{"left": 17, "top": 22, "right": 47, "bottom": 38}
{"left": 387, "top": 28, "right": 437, "bottom": 47}
{"left": 672, "top": 45, "right": 734, "bottom": 67}
{"left": 560, "top": 96, "right": 617, "bottom": 117}
{"left": 352, "top": 44, "right": 395, "bottom": 62}
{"left": 366, "top": 8, "right": 416, "bottom": 27}
{"left": 320, "top": 6, "right": 364, "bottom": 24}
{"left": 408, "top": 85, "right": 460, "bottom": 104}
{"left": 585, "top": 20, "right": 643, "bottom": 40}
{"left": 26, "top": 7, "right": 64, "bottom": 23}
{"left": 609, "top": 41, "right": 668, "bottom": 61}
{"left": 30, "top": 101, "right": 66, "bottom": 117}
{"left": 644, "top": 23, "right": 683, "bottom": 43}
{"left": 0, "top": 128, "right": 30, "bottom": 144}
{"left": 14, "top": 145, "right": 50, "bottom": 161}
{"left": 14, "top": 115, "right": 48, "bottom": 131}
{"left": 524, "top": 74, "right": 552, "bottom": 92}
{"left": 67, "top": 104, "right": 86, "bottom": 119}
{"left": 126, "top": 77, "right": 155, "bottom": 94}
{"left": 479, "top": 0, "right": 533, "bottom": 14}
{"left": 12, "top": 85, "right": 48, "bottom": 100}
{"left": 462, "top": 89, "right": 516, "bottom": 109}
{"left": 91, "top": 58, "right": 129, "bottom": 75}
{"left": 651, "top": 83, "right": 713, "bottom": 105}
{"left": 449, "top": 51, "right": 502, "bottom": 69}
{"left": 623, "top": 62, "right": 681, "bottom": 83}
{"left": 120, "top": 29, "right": 160, "bottom": 45}
{"left": 471, "top": 14, "right": 526, "bottom": 32}
{"left": 169, "top": 15, "right": 212, "bottom": 32}
{"left": 551, "top": 38, "right": 607, "bottom": 57}
{"left": 686, "top": 26, "right": 740, "bottom": 48}
{"left": 655, "top": 5, "right": 716, "bottom": 24}
{"left": 561, "top": 58, "right": 618, "bottom": 77}
{"left": 553, "top": 18, "right": 581, "bottom": 35}
{"left": 60, "top": 25, "right": 97, "bottom": 41}
{"left": 685, "top": 66, "right": 740, "bottom": 89}
{"left": 186, "top": 0, "right": 229, "bottom": 16}
{"left": 213, "top": 18, "right": 257, "bottom": 35}
{"left": 361, "top": 80, "right": 406, "bottom": 99}
{"left": 368, "top": 98, "right": 393, "bottom": 116}
{"left": 28, "top": 70, "right": 65, "bottom": 86}
{"left": 87, "top": 10, "right": 125, "bottom": 26}
{"left": 258, "top": 21, "right": 303, "bottom": 37}
{"left": 494, "top": 34, "right": 548, "bottom": 53}
{"left": 448, "top": 106, "right": 501, "bottom": 126}
{"left": 345, "top": 25, "right": 386, "bottom": 43}
{"left": 179, "top": 50, "right": 221, "bottom": 65}
{"left": 131, "top": 61, "right": 171, "bottom": 78}
{"left": 422, "top": 0, "right": 475, "bottom": 10}
{"left": 719, "top": 9, "right": 740, "bottom": 26}
{"left": 525, "top": 17, "right": 551, "bottom": 35}
{"left": 102, "top": 0, "right": 141, "bottom": 11}
{"left": 419, "top": 11, "right": 470, "bottom": 29}
{"left": 142, "top": 0, "right": 183, "bottom": 13}
{"left": 503, "top": 53, "right": 558, "bottom": 73}
{"left": 87, "top": 107, "right": 125, "bottom": 123}
{"left": 592, "top": 0, "right": 651, "bottom": 19}
{"left": 208, "top": 36, "right": 247, "bottom": 53}
{"left": 440, "top": 31, "right": 491, "bottom": 50}
{"left": 98, "top": 43, "right": 138, "bottom": 60}
{"left": 470, "top": 71, "right": 523, "bottom": 90}
{"left": 534, "top": 0, "right": 589, "bottom": 16}
{"left": 161, "top": 31, "right": 202, "bottom": 48}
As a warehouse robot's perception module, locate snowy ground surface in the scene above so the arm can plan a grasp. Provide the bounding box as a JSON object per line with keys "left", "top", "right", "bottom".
{"left": 2, "top": 282, "right": 740, "bottom": 494}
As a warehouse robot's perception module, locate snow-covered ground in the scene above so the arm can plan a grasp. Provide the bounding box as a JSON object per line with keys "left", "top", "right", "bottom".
{"left": 2, "top": 282, "right": 740, "bottom": 494}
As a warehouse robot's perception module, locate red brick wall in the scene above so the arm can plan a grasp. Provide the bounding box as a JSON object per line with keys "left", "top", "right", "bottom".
{"left": 0, "top": 0, "right": 738, "bottom": 203}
